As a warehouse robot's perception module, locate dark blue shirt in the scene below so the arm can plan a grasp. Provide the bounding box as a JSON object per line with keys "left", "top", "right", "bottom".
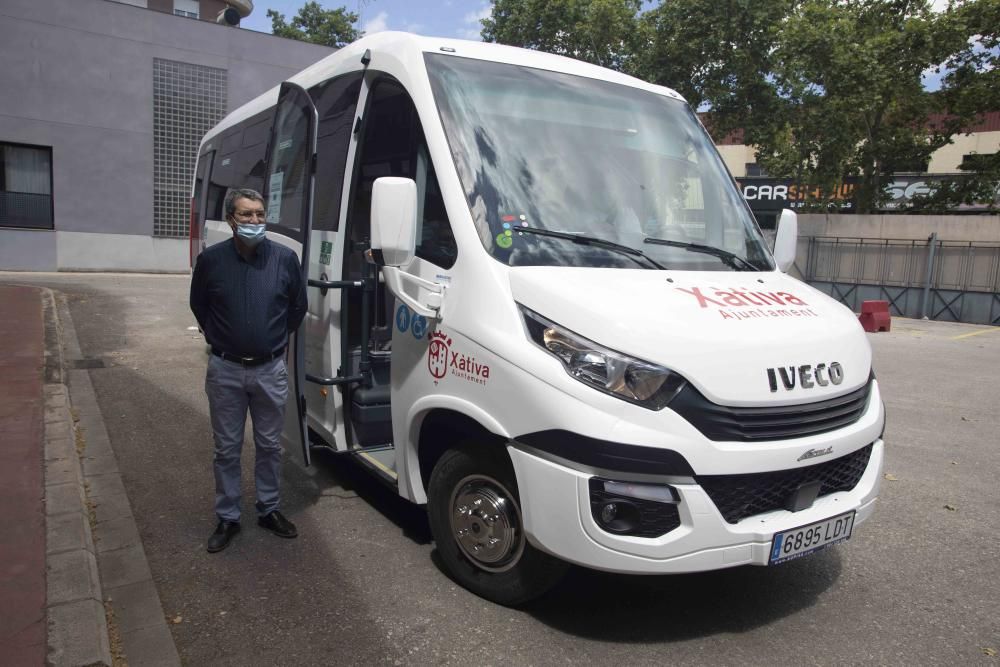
{"left": 190, "top": 238, "right": 307, "bottom": 358}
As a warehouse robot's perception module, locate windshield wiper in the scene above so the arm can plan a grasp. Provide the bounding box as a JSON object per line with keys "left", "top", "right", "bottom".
{"left": 642, "top": 237, "right": 759, "bottom": 271}
{"left": 519, "top": 226, "right": 666, "bottom": 270}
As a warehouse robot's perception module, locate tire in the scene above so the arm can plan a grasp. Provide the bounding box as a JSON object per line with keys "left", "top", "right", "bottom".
{"left": 427, "top": 445, "right": 568, "bottom": 606}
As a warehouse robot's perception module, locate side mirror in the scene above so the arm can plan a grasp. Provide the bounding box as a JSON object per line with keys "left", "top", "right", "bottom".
{"left": 773, "top": 208, "right": 798, "bottom": 273}
{"left": 370, "top": 177, "right": 417, "bottom": 267}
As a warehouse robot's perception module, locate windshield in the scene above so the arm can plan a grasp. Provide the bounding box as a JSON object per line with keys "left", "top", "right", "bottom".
{"left": 425, "top": 53, "right": 773, "bottom": 271}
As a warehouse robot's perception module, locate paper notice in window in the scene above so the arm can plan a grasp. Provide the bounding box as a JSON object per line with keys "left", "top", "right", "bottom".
{"left": 267, "top": 172, "right": 283, "bottom": 224}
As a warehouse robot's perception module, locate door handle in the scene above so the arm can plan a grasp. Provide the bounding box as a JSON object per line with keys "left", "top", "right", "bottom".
{"left": 382, "top": 267, "right": 443, "bottom": 319}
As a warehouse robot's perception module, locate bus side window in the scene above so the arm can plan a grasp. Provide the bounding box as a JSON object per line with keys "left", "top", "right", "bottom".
{"left": 205, "top": 182, "right": 226, "bottom": 221}
{"left": 349, "top": 80, "right": 456, "bottom": 269}
{"left": 194, "top": 154, "right": 207, "bottom": 215}
{"left": 237, "top": 112, "right": 273, "bottom": 194}
{"left": 201, "top": 109, "right": 274, "bottom": 224}
{"left": 310, "top": 73, "right": 364, "bottom": 232}
{"left": 206, "top": 128, "right": 240, "bottom": 220}
{"left": 414, "top": 143, "right": 456, "bottom": 268}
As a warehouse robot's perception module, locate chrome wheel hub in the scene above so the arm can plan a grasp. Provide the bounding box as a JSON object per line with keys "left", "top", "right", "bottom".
{"left": 449, "top": 475, "right": 524, "bottom": 572}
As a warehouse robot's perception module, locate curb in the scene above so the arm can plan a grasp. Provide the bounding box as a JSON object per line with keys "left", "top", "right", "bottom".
{"left": 42, "top": 288, "right": 112, "bottom": 667}
{"left": 43, "top": 289, "right": 181, "bottom": 666}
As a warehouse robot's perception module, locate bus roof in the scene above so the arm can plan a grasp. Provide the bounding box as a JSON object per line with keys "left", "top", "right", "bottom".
{"left": 200, "top": 31, "right": 685, "bottom": 149}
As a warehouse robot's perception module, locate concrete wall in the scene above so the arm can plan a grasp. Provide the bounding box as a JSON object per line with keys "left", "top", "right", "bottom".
{"left": 0, "top": 0, "right": 333, "bottom": 271}
{"left": 796, "top": 213, "right": 1000, "bottom": 242}
{"left": 791, "top": 216, "right": 1000, "bottom": 325}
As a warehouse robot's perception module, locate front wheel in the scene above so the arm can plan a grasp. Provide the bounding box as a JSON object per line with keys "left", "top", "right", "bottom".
{"left": 427, "top": 445, "right": 568, "bottom": 606}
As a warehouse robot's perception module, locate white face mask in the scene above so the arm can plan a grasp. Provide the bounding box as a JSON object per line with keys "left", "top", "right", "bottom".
{"left": 235, "top": 223, "right": 266, "bottom": 247}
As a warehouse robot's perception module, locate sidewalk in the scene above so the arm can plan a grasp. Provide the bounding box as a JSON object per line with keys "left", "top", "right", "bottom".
{"left": 0, "top": 284, "right": 179, "bottom": 666}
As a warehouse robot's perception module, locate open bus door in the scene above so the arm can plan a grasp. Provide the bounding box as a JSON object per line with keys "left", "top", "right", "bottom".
{"left": 265, "top": 82, "right": 318, "bottom": 466}
{"left": 189, "top": 149, "right": 213, "bottom": 267}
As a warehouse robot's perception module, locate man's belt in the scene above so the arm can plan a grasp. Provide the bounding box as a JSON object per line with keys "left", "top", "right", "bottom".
{"left": 211, "top": 347, "right": 285, "bottom": 367}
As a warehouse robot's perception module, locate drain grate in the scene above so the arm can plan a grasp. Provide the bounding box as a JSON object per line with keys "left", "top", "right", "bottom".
{"left": 72, "top": 358, "right": 106, "bottom": 369}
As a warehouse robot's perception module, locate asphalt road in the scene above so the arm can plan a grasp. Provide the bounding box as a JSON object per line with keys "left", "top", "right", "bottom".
{"left": 3, "top": 272, "right": 998, "bottom": 665}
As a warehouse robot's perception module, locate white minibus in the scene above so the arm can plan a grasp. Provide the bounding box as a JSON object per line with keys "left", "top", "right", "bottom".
{"left": 190, "top": 32, "right": 885, "bottom": 605}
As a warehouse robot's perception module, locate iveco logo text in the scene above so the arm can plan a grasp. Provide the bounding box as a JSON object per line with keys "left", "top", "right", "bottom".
{"left": 767, "top": 362, "right": 844, "bottom": 392}
{"left": 797, "top": 447, "right": 834, "bottom": 462}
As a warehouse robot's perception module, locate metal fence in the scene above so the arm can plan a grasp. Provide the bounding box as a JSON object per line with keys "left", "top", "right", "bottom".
{"left": 795, "top": 236, "right": 1000, "bottom": 325}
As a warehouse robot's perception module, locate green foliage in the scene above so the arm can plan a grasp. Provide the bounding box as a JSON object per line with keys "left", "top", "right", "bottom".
{"left": 268, "top": 1, "right": 361, "bottom": 48}
{"left": 921, "top": 0, "right": 1000, "bottom": 211}
{"left": 939, "top": 0, "right": 1000, "bottom": 116}
{"left": 634, "top": 0, "right": 791, "bottom": 126}
{"left": 482, "top": 0, "right": 1000, "bottom": 214}
{"left": 762, "top": 0, "right": 958, "bottom": 212}
{"left": 481, "top": 0, "right": 643, "bottom": 70}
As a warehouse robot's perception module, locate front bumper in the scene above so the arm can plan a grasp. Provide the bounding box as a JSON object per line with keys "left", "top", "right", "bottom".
{"left": 508, "top": 438, "right": 884, "bottom": 574}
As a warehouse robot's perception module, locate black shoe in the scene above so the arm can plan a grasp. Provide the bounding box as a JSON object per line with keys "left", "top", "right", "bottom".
{"left": 257, "top": 510, "right": 297, "bottom": 539}
{"left": 207, "top": 520, "right": 240, "bottom": 553}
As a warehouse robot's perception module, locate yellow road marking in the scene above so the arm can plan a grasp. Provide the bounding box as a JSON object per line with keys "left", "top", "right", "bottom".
{"left": 951, "top": 328, "right": 1000, "bottom": 340}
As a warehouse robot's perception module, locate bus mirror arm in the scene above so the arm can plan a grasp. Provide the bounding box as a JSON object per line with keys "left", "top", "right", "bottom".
{"left": 382, "top": 267, "right": 443, "bottom": 319}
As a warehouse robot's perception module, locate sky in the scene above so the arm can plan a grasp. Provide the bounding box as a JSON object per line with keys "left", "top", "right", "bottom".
{"left": 240, "top": 0, "right": 493, "bottom": 41}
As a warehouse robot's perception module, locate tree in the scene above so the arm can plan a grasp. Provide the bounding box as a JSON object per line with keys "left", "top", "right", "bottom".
{"left": 760, "top": 1, "right": 965, "bottom": 212}
{"left": 268, "top": 1, "right": 361, "bottom": 48}
{"left": 483, "top": 0, "right": 999, "bottom": 213}
{"left": 938, "top": 0, "right": 1000, "bottom": 119}
{"left": 633, "top": 0, "right": 791, "bottom": 124}
{"left": 482, "top": 0, "right": 643, "bottom": 70}
{"left": 914, "top": 0, "right": 1000, "bottom": 211}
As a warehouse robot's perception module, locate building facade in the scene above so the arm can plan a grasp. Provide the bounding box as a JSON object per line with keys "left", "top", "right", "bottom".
{"left": 0, "top": 0, "right": 332, "bottom": 271}
{"left": 715, "top": 113, "right": 1000, "bottom": 227}
{"left": 108, "top": 0, "right": 252, "bottom": 24}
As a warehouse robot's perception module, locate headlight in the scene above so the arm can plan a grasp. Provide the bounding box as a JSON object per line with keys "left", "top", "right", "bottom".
{"left": 519, "top": 305, "right": 685, "bottom": 410}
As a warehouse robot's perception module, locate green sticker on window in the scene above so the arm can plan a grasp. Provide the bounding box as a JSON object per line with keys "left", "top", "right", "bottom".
{"left": 496, "top": 233, "right": 513, "bottom": 249}
{"left": 319, "top": 240, "right": 333, "bottom": 265}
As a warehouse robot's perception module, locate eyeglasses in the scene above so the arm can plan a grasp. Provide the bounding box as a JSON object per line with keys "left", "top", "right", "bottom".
{"left": 234, "top": 210, "right": 266, "bottom": 221}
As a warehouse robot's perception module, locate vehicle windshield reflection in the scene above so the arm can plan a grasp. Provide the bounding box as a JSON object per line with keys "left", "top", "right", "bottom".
{"left": 425, "top": 53, "right": 773, "bottom": 271}
{"left": 643, "top": 236, "right": 760, "bottom": 271}
{"left": 518, "top": 226, "right": 665, "bottom": 270}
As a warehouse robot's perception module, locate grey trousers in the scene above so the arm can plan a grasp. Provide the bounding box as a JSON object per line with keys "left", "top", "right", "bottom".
{"left": 205, "top": 354, "right": 288, "bottom": 522}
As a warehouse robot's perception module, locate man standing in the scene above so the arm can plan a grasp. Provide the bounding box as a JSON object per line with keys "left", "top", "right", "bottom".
{"left": 190, "top": 188, "right": 307, "bottom": 553}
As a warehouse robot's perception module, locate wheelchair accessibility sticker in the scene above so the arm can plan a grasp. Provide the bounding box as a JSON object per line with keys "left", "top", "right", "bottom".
{"left": 411, "top": 314, "right": 427, "bottom": 339}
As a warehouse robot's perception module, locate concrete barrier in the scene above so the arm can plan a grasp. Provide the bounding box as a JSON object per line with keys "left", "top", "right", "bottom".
{"left": 796, "top": 213, "right": 1000, "bottom": 243}
{"left": 859, "top": 300, "right": 891, "bottom": 332}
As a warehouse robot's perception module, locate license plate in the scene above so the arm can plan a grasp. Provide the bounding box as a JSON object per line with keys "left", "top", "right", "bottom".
{"left": 769, "top": 511, "right": 855, "bottom": 564}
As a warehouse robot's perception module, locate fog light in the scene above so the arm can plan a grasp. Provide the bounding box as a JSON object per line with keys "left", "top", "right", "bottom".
{"left": 589, "top": 477, "right": 682, "bottom": 538}
{"left": 596, "top": 499, "right": 640, "bottom": 533}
